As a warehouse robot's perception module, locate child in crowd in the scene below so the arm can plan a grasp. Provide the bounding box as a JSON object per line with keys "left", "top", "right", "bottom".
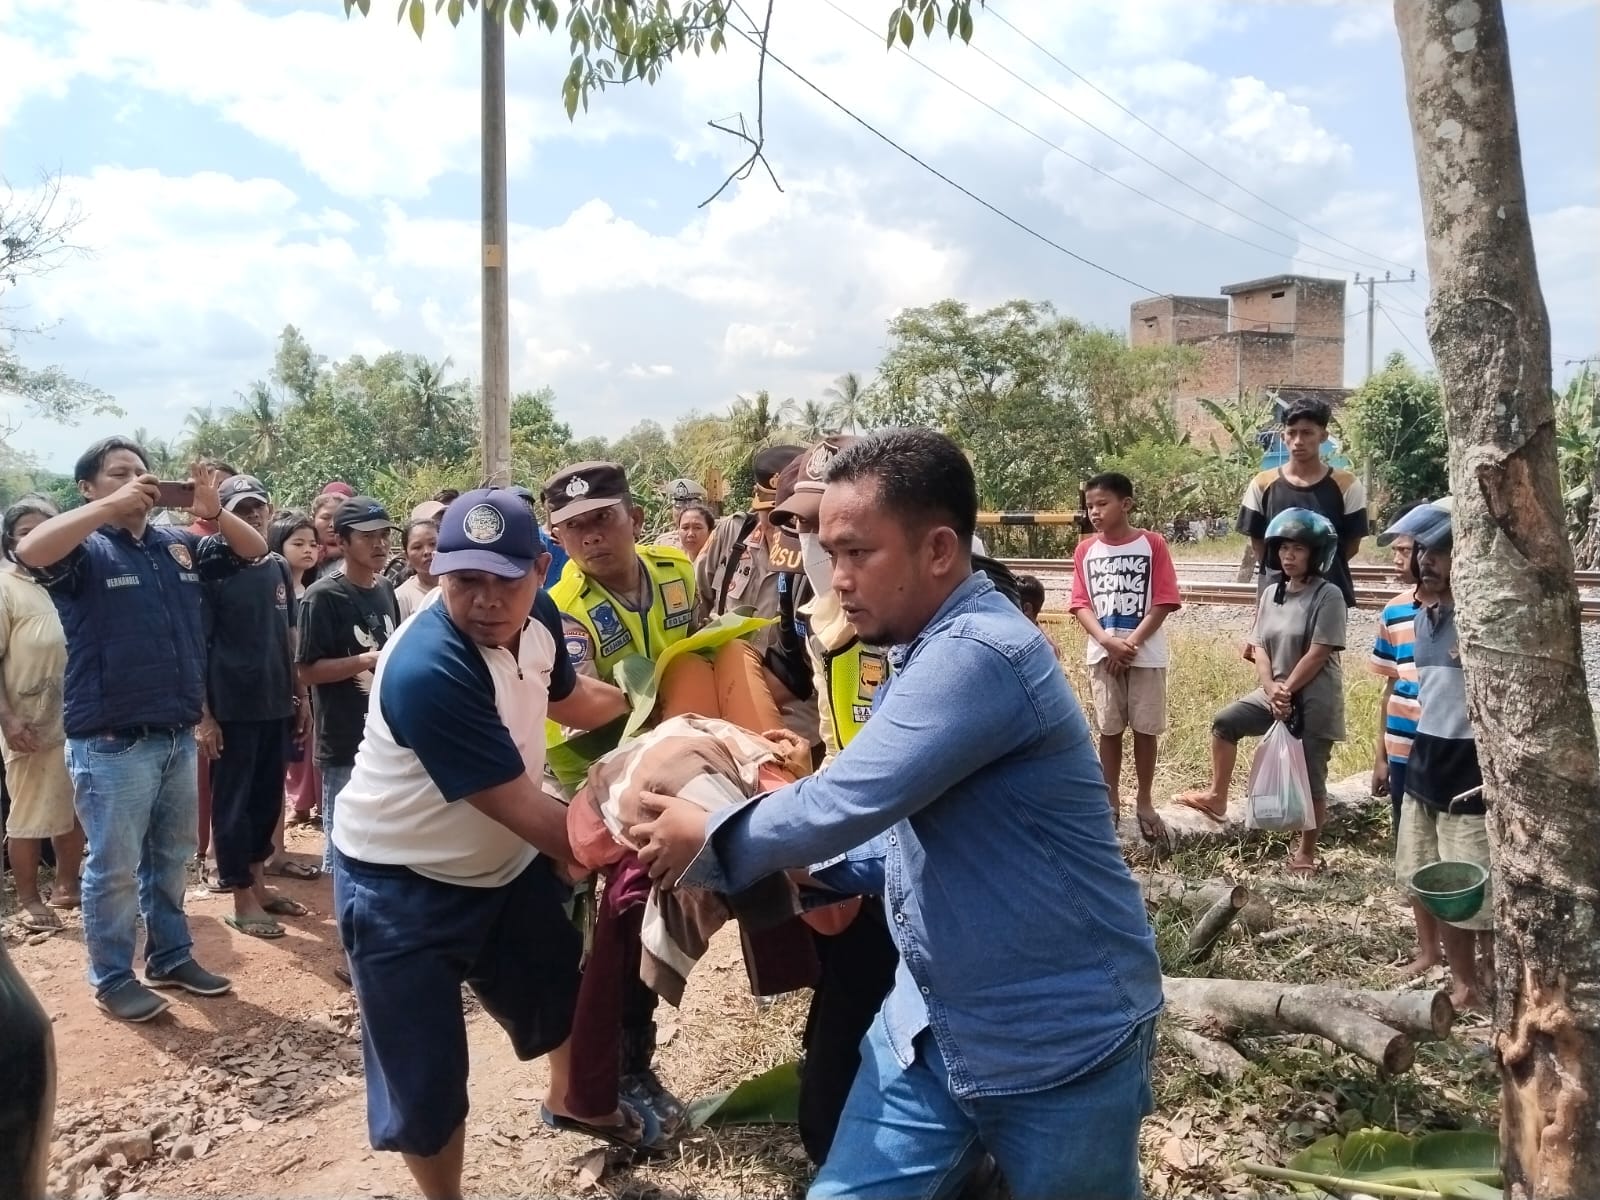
{"left": 1370, "top": 501, "right": 1443, "bottom": 977}
{"left": 1068, "top": 473, "right": 1179, "bottom": 843}
{"left": 1015, "top": 574, "right": 1061, "bottom": 659}
{"left": 1177, "top": 508, "right": 1345, "bottom": 875}
{"left": 393, "top": 518, "right": 439, "bottom": 619}
{"left": 270, "top": 511, "right": 323, "bottom": 835}
{"left": 1392, "top": 500, "right": 1493, "bottom": 1010}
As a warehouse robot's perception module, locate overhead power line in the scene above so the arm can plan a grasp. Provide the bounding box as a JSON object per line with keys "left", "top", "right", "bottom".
{"left": 985, "top": 3, "right": 1425, "bottom": 278}
{"left": 1380, "top": 301, "right": 1434, "bottom": 367}
{"left": 729, "top": 22, "right": 1331, "bottom": 329}
{"left": 819, "top": 0, "right": 1383, "bottom": 281}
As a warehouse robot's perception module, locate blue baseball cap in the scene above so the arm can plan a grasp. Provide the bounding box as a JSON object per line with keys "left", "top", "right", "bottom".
{"left": 431, "top": 488, "right": 547, "bottom": 579}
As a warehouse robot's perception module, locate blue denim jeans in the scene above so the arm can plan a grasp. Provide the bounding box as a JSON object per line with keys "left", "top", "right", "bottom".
{"left": 320, "top": 763, "right": 354, "bottom": 873}
{"left": 812, "top": 1017, "right": 1156, "bottom": 1200}
{"left": 66, "top": 729, "right": 200, "bottom": 997}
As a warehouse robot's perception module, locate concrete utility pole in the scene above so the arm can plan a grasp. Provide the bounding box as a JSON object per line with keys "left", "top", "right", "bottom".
{"left": 1354, "top": 269, "right": 1418, "bottom": 379}
{"left": 480, "top": 3, "right": 512, "bottom": 486}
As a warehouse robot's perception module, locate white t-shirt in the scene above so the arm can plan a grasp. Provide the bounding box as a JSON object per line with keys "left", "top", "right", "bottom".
{"left": 1068, "top": 530, "right": 1183, "bottom": 669}
{"left": 331, "top": 594, "right": 576, "bottom": 888}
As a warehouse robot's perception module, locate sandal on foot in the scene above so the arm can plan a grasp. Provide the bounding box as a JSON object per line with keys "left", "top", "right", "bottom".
{"left": 264, "top": 860, "right": 321, "bottom": 880}
{"left": 225, "top": 914, "right": 286, "bottom": 939}
{"left": 540, "top": 1100, "right": 660, "bottom": 1152}
{"left": 17, "top": 904, "right": 62, "bottom": 932}
{"left": 1285, "top": 857, "right": 1322, "bottom": 878}
{"left": 262, "top": 896, "right": 309, "bottom": 917}
{"left": 1136, "top": 812, "right": 1169, "bottom": 844}
{"left": 46, "top": 893, "right": 81, "bottom": 910}
{"left": 1172, "top": 792, "right": 1227, "bottom": 823}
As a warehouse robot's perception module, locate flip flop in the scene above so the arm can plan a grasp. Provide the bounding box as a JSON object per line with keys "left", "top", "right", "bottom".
{"left": 262, "top": 896, "right": 310, "bottom": 917}
{"left": 540, "top": 1099, "right": 661, "bottom": 1152}
{"left": 1285, "top": 858, "right": 1323, "bottom": 878}
{"left": 45, "top": 894, "right": 81, "bottom": 910}
{"left": 1136, "top": 812, "right": 1169, "bottom": 844}
{"left": 264, "top": 860, "right": 322, "bottom": 880}
{"left": 1172, "top": 793, "right": 1227, "bottom": 824}
{"left": 224, "top": 914, "right": 286, "bottom": 939}
{"left": 17, "top": 906, "right": 62, "bottom": 932}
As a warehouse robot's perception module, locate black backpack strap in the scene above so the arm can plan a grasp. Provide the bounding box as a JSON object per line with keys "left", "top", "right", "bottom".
{"left": 715, "top": 512, "right": 761, "bottom": 613}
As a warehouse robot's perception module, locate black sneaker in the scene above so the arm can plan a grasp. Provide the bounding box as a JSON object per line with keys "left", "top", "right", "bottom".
{"left": 97, "top": 980, "right": 171, "bottom": 1023}
{"left": 620, "top": 1069, "right": 686, "bottom": 1135}
{"left": 144, "top": 960, "right": 233, "bottom": 997}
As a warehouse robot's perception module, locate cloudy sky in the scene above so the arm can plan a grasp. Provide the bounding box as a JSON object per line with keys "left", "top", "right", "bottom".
{"left": 2, "top": 0, "right": 1595, "bottom": 471}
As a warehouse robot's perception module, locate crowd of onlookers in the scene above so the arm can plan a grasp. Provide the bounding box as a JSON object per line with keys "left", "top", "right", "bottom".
{"left": 0, "top": 408, "right": 1493, "bottom": 1199}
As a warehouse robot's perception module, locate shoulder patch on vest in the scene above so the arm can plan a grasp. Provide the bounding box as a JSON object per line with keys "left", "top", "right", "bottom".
{"left": 167, "top": 543, "right": 194, "bottom": 570}
{"left": 560, "top": 614, "right": 593, "bottom": 665}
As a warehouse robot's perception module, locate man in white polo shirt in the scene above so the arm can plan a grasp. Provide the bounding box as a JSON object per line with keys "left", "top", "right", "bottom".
{"left": 331, "top": 488, "right": 638, "bottom": 1200}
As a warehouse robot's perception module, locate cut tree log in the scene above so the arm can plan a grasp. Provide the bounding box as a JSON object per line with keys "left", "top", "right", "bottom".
{"left": 1167, "top": 1028, "right": 1249, "bottom": 1084}
{"left": 1162, "top": 976, "right": 1439, "bottom": 1076}
{"left": 1186, "top": 893, "right": 1247, "bottom": 964}
{"left": 1142, "top": 876, "right": 1274, "bottom": 934}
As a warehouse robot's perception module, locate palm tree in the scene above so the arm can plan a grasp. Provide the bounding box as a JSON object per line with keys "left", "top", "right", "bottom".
{"left": 401, "top": 356, "right": 456, "bottom": 434}
{"left": 229, "top": 381, "right": 284, "bottom": 472}
{"left": 180, "top": 405, "right": 232, "bottom": 462}
{"left": 823, "top": 371, "right": 867, "bottom": 433}
{"left": 791, "top": 399, "right": 829, "bottom": 441}
{"left": 131, "top": 427, "right": 181, "bottom": 477}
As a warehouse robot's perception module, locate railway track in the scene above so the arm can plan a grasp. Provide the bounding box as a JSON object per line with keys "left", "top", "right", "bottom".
{"left": 1004, "top": 560, "right": 1600, "bottom": 621}
{"left": 1006, "top": 558, "right": 1600, "bottom": 588}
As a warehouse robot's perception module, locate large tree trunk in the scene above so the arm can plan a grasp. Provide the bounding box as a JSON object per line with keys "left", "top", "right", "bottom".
{"left": 1394, "top": 3, "right": 1600, "bottom": 1195}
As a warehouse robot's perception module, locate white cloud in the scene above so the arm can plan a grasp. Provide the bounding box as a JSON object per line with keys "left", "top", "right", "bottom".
{"left": 1, "top": 0, "right": 1594, "bottom": 470}
{"left": 1330, "top": 4, "right": 1394, "bottom": 45}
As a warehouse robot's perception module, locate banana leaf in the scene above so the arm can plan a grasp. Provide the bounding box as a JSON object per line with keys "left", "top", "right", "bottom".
{"left": 686, "top": 1060, "right": 800, "bottom": 1129}
{"left": 1246, "top": 1128, "right": 1502, "bottom": 1198}
{"left": 543, "top": 612, "right": 775, "bottom": 790}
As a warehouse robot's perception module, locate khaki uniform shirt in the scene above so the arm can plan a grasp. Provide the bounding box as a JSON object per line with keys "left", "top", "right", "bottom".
{"left": 695, "top": 515, "right": 818, "bottom": 742}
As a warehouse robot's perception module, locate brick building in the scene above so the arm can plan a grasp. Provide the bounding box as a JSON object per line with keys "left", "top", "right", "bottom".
{"left": 1130, "top": 274, "right": 1348, "bottom": 447}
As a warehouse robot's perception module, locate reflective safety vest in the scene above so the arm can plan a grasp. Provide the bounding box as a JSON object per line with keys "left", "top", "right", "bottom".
{"left": 816, "top": 637, "right": 889, "bottom": 753}
{"left": 547, "top": 545, "right": 698, "bottom": 686}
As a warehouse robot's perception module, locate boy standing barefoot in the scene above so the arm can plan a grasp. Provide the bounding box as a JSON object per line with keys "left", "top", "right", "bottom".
{"left": 1069, "top": 473, "right": 1179, "bottom": 843}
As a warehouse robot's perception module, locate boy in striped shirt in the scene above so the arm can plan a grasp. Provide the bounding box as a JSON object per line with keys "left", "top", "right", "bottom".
{"left": 1371, "top": 502, "right": 1442, "bottom": 977}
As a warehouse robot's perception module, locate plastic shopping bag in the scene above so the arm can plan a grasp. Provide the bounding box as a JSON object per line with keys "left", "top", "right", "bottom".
{"left": 1244, "top": 721, "right": 1317, "bottom": 832}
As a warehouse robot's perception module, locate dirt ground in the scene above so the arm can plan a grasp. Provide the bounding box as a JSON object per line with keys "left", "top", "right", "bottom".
{"left": 14, "top": 823, "right": 811, "bottom": 1200}
{"left": 9, "top": 763, "right": 1499, "bottom": 1198}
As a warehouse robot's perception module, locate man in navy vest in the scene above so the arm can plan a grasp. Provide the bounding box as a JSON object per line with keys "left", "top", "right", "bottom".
{"left": 18, "top": 437, "right": 268, "bottom": 1023}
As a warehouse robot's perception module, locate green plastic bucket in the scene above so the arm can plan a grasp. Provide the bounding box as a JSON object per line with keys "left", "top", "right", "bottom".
{"left": 1409, "top": 860, "right": 1489, "bottom": 923}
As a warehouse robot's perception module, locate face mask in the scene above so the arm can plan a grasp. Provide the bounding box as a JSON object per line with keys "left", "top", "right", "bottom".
{"left": 799, "top": 532, "right": 833, "bottom": 594}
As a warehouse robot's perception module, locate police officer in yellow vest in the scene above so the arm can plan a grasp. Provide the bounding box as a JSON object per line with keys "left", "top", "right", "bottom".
{"left": 540, "top": 459, "right": 696, "bottom": 1133}
{"left": 767, "top": 438, "right": 901, "bottom": 1167}
{"left": 769, "top": 438, "right": 886, "bottom": 760}
{"left": 542, "top": 461, "right": 699, "bottom": 684}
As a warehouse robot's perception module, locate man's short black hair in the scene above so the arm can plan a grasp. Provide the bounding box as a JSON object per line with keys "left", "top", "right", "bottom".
{"left": 74, "top": 436, "right": 150, "bottom": 484}
{"left": 1083, "top": 472, "right": 1134, "bottom": 500}
{"left": 1016, "top": 573, "right": 1046, "bottom": 611}
{"left": 433, "top": 488, "right": 461, "bottom": 505}
{"left": 200, "top": 457, "right": 237, "bottom": 477}
{"left": 1282, "top": 398, "right": 1332, "bottom": 429}
{"left": 826, "top": 427, "right": 977, "bottom": 544}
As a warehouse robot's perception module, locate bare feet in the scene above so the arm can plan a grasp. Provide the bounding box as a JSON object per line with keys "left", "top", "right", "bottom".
{"left": 1449, "top": 983, "right": 1486, "bottom": 1013}
{"left": 1395, "top": 952, "right": 1444, "bottom": 981}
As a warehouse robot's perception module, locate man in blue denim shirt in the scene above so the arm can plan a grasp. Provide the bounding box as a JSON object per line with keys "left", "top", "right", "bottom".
{"left": 635, "top": 429, "right": 1163, "bottom": 1200}
{"left": 18, "top": 438, "right": 268, "bottom": 1023}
